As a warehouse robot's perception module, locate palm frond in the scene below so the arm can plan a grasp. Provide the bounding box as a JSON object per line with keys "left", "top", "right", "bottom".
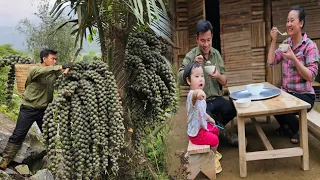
{"left": 52, "top": 5, "right": 69, "bottom": 21}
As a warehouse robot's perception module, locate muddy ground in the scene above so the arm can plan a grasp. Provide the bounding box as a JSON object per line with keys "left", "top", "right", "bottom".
{"left": 167, "top": 98, "right": 320, "bottom": 180}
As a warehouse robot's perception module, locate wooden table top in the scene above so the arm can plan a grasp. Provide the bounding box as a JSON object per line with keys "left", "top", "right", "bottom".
{"left": 228, "top": 82, "right": 311, "bottom": 117}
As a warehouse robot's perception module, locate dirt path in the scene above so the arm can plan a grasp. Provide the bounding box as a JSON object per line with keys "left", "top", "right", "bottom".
{"left": 167, "top": 97, "right": 320, "bottom": 179}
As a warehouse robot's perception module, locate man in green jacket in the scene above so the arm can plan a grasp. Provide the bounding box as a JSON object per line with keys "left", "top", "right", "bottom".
{"left": 0, "top": 49, "right": 69, "bottom": 170}
{"left": 178, "top": 20, "right": 238, "bottom": 146}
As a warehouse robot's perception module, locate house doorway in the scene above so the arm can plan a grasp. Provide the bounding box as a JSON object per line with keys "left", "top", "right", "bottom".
{"left": 205, "top": 0, "right": 221, "bottom": 54}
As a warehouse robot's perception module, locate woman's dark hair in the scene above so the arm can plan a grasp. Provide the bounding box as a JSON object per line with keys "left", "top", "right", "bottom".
{"left": 196, "top": 20, "right": 213, "bottom": 36}
{"left": 289, "top": 5, "right": 306, "bottom": 29}
{"left": 40, "top": 49, "right": 58, "bottom": 63}
{"left": 183, "top": 61, "right": 201, "bottom": 84}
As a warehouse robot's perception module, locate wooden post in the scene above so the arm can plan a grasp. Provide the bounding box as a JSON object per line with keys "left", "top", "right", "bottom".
{"left": 264, "top": 0, "right": 272, "bottom": 84}
{"left": 266, "top": 116, "right": 271, "bottom": 124}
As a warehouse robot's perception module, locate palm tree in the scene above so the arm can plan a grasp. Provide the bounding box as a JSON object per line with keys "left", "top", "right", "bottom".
{"left": 51, "top": 0, "right": 170, "bottom": 91}
{"left": 50, "top": 0, "right": 172, "bottom": 178}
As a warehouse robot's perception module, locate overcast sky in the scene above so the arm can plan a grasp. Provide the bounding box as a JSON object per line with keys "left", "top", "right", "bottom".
{"left": 0, "top": 0, "right": 54, "bottom": 27}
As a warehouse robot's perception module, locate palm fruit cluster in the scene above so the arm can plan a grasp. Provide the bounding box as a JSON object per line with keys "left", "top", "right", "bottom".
{"left": 124, "top": 32, "right": 177, "bottom": 154}
{"left": 42, "top": 60, "right": 125, "bottom": 180}
{"left": 0, "top": 55, "right": 35, "bottom": 101}
{"left": 159, "top": 36, "right": 173, "bottom": 61}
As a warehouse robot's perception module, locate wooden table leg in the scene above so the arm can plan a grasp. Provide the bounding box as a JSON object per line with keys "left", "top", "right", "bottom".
{"left": 299, "top": 109, "right": 309, "bottom": 170}
{"left": 266, "top": 116, "right": 271, "bottom": 124}
{"left": 237, "top": 116, "right": 247, "bottom": 177}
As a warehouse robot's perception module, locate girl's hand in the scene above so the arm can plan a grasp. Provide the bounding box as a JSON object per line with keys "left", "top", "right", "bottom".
{"left": 280, "top": 45, "right": 296, "bottom": 61}
{"left": 209, "top": 117, "right": 216, "bottom": 125}
{"left": 192, "top": 89, "right": 206, "bottom": 105}
{"left": 206, "top": 113, "right": 215, "bottom": 125}
{"left": 270, "top": 27, "right": 278, "bottom": 41}
{"left": 196, "top": 90, "right": 206, "bottom": 100}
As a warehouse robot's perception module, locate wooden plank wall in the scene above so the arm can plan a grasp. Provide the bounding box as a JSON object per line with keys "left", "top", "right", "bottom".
{"left": 271, "top": 0, "right": 320, "bottom": 87}
{"left": 176, "top": 0, "right": 205, "bottom": 96}
{"left": 220, "top": 0, "right": 266, "bottom": 87}
{"left": 176, "top": 0, "right": 188, "bottom": 30}
{"left": 220, "top": 0, "right": 251, "bottom": 86}
{"left": 188, "top": 0, "right": 205, "bottom": 50}
{"left": 175, "top": 0, "right": 189, "bottom": 69}
{"left": 314, "top": 39, "right": 320, "bottom": 50}
{"left": 251, "top": 0, "right": 266, "bottom": 83}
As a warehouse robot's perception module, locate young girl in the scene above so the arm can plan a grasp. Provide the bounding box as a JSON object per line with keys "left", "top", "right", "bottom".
{"left": 183, "top": 61, "right": 222, "bottom": 173}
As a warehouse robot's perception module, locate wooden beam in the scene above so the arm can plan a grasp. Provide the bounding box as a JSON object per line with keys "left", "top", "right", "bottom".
{"left": 307, "top": 109, "right": 320, "bottom": 140}
{"left": 266, "top": 115, "right": 271, "bottom": 124}
{"left": 297, "top": 109, "right": 320, "bottom": 140}
{"left": 264, "top": 0, "right": 272, "bottom": 84}
{"left": 251, "top": 118, "right": 274, "bottom": 150}
{"left": 246, "top": 147, "right": 303, "bottom": 161}
{"left": 306, "top": 109, "right": 320, "bottom": 135}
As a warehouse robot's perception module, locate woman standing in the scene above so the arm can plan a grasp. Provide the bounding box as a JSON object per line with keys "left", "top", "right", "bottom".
{"left": 267, "top": 5, "right": 319, "bottom": 144}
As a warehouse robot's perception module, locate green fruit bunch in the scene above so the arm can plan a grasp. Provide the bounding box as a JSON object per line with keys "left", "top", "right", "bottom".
{"left": 124, "top": 32, "right": 177, "bottom": 154}
{"left": 0, "top": 55, "right": 35, "bottom": 101}
{"left": 42, "top": 60, "right": 125, "bottom": 180}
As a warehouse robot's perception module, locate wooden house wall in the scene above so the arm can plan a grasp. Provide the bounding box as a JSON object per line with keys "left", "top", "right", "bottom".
{"left": 220, "top": 0, "right": 266, "bottom": 87}
{"left": 174, "top": 0, "right": 205, "bottom": 68}
{"left": 174, "top": 0, "right": 190, "bottom": 96}
{"left": 187, "top": 0, "right": 205, "bottom": 50}
{"left": 175, "top": 0, "right": 189, "bottom": 70}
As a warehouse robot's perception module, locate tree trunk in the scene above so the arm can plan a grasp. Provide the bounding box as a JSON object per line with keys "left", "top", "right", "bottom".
{"left": 93, "top": 0, "right": 108, "bottom": 63}
{"left": 111, "top": 13, "right": 135, "bottom": 94}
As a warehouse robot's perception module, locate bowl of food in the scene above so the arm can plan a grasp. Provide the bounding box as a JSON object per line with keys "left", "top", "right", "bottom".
{"left": 246, "top": 83, "right": 264, "bottom": 96}
{"left": 204, "top": 65, "right": 216, "bottom": 74}
{"left": 279, "top": 44, "right": 289, "bottom": 52}
{"left": 235, "top": 98, "right": 251, "bottom": 108}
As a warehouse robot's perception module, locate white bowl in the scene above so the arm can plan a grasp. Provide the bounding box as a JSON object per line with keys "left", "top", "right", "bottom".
{"left": 279, "top": 44, "right": 289, "bottom": 52}
{"left": 246, "top": 83, "right": 264, "bottom": 96}
{"left": 204, "top": 65, "right": 216, "bottom": 74}
{"left": 236, "top": 98, "right": 251, "bottom": 108}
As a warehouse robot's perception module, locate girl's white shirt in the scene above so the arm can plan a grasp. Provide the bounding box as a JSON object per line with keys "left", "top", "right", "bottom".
{"left": 186, "top": 90, "right": 208, "bottom": 137}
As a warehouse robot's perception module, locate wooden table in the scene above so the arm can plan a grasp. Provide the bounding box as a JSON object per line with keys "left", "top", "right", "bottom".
{"left": 228, "top": 82, "right": 311, "bottom": 177}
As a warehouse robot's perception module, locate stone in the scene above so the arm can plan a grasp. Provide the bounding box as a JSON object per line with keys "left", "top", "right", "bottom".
{"left": 4, "top": 168, "right": 18, "bottom": 176}
{"left": 0, "top": 113, "right": 46, "bottom": 164}
{"left": 15, "top": 164, "right": 31, "bottom": 175}
{"left": 0, "top": 170, "right": 12, "bottom": 180}
{"left": 28, "top": 155, "right": 50, "bottom": 173}
{"left": 30, "top": 169, "right": 54, "bottom": 180}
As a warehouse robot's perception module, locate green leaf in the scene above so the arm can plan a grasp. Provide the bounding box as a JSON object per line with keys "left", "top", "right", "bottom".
{"left": 150, "top": 0, "right": 160, "bottom": 22}
{"left": 88, "top": 34, "right": 93, "bottom": 43}
{"left": 146, "top": 0, "right": 152, "bottom": 24}
{"left": 50, "top": 2, "right": 64, "bottom": 16}
{"left": 157, "top": 0, "right": 168, "bottom": 17}
{"left": 137, "top": 0, "right": 144, "bottom": 23}
{"left": 52, "top": 6, "right": 69, "bottom": 21}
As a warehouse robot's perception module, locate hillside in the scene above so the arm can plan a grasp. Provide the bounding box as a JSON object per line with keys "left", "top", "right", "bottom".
{"left": 0, "top": 26, "right": 101, "bottom": 53}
